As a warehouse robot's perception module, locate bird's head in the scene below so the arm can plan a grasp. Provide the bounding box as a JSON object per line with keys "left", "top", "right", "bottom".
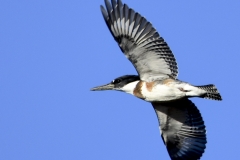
{"left": 91, "top": 75, "right": 140, "bottom": 94}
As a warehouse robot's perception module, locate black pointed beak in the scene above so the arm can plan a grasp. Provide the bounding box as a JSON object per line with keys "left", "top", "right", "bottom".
{"left": 90, "top": 83, "right": 114, "bottom": 91}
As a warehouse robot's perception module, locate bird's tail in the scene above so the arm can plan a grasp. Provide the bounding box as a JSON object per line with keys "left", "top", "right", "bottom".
{"left": 196, "top": 84, "right": 222, "bottom": 100}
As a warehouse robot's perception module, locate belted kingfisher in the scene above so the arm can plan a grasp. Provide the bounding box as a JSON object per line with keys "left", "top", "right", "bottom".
{"left": 91, "top": 0, "right": 222, "bottom": 159}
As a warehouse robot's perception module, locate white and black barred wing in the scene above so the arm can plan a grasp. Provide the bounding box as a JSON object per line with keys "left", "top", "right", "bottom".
{"left": 152, "top": 99, "right": 207, "bottom": 160}
{"left": 100, "top": 0, "right": 178, "bottom": 81}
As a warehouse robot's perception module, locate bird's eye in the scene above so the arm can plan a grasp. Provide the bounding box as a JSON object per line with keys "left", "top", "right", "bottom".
{"left": 112, "top": 79, "right": 121, "bottom": 84}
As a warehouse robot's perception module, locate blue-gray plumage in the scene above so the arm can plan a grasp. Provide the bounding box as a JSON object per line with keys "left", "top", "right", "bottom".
{"left": 91, "top": 0, "right": 222, "bottom": 159}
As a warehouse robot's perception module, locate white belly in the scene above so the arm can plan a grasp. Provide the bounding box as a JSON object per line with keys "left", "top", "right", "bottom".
{"left": 142, "top": 83, "right": 185, "bottom": 102}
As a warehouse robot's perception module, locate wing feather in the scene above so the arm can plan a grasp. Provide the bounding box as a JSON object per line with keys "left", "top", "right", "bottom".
{"left": 101, "top": 0, "right": 178, "bottom": 81}
{"left": 152, "top": 99, "right": 206, "bottom": 160}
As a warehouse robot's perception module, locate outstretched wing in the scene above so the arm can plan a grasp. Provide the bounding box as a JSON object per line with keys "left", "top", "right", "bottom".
{"left": 152, "top": 99, "right": 206, "bottom": 160}
{"left": 100, "top": 0, "right": 178, "bottom": 82}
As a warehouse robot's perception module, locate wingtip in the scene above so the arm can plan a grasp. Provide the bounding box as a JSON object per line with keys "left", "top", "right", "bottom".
{"left": 100, "top": 5, "right": 106, "bottom": 13}
{"left": 100, "top": 5, "right": 104, "bottom": 11}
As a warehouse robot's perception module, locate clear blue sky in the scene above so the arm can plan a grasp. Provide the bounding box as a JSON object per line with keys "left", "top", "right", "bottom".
{"left": 1, "top": 0, "right": 239, "bottom": 160}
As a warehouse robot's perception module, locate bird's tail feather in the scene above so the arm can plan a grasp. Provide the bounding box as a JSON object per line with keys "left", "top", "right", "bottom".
{"left": 197, "top": 84, "right": 222, "bottom": 100}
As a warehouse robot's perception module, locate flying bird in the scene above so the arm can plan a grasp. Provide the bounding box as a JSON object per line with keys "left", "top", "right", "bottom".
{"left": 91, "top": 0, "right": 222, "bottom": 159}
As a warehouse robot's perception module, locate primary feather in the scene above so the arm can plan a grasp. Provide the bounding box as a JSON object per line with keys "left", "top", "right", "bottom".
{"left": 100, "top": 0, "right": 178, "bottom": 82}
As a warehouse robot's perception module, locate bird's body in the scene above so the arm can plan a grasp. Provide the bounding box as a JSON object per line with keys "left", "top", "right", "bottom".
{"left": 131, "top": 79, "right": 205, "bottom": 102}
{"left": 134, "top": 79, "right": 186, "bottom": 102}
{"left": 108, "top": 77, "right": 218, "bottom": 102}
{"left": 91, "top": 0, "right": 222, "bottom": 159}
